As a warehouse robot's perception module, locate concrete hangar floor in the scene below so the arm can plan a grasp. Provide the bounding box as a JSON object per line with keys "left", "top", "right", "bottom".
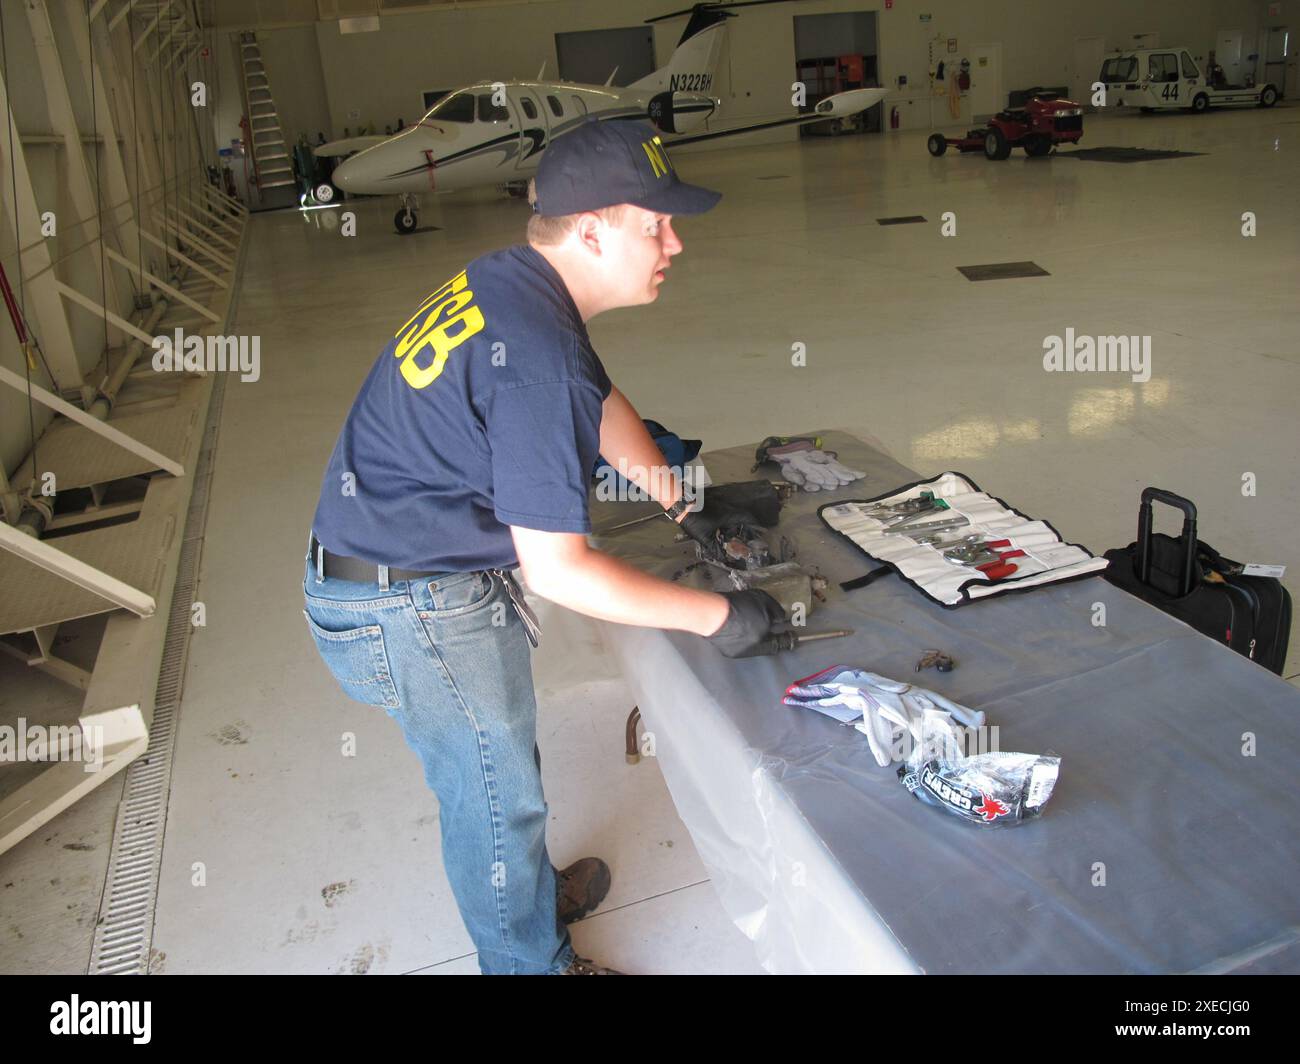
{"left": 2, "top": 103, "right": 1296, "bottom": 975}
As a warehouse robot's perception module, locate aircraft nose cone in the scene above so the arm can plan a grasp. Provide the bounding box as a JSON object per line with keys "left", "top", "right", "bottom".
{"left": 331, "top": 157, "right": 359, "bottom": 192}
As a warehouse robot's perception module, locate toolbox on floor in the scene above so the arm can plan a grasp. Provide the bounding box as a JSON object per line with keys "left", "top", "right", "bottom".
{"left": 1103, "top": 488, "right": 1292, "bottom": 674}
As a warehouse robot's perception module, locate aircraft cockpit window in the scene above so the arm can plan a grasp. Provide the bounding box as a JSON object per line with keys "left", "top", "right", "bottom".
{"left": 428, "top": 92, "right": 475, "bottom": 123}
{"left": 571, "top": 95, "right": 587, "bottom": 114}
{"left": 547, "top": 95, "right": 564, "bottom": 117}
{"left": 520, "top": 97, "right": 538, "bottom": 120}
{"left": 477, "top": 94, "right": 511, "bottom": 122}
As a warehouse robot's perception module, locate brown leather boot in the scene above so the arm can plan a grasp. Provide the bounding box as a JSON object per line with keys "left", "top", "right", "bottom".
{"left": 556, "top": 857, "right": 611, "bottom": 924}
{"left": 562, "top": 955, "right": 623, "bottom": 975}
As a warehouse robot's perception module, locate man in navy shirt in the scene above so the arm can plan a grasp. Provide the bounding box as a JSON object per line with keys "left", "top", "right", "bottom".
{"left": 305, "top": 118, "right": 784, "bottom": 975}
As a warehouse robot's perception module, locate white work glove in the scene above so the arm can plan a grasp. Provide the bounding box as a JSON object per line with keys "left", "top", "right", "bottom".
{"left": 783, "top": 669, "right": 984, "bottom": 767}
{"left": 783, "top": 683, "right": 902, "bottom": 766}
{"left": 767, "top": 441, "right": 865, "bottom": 492}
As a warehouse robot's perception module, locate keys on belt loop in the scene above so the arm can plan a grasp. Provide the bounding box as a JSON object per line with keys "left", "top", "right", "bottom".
{"left": 378, "top": 564, "right": 390, "bottom": 592}
{"left": 494, "top": 568, "right": 541, "bottom": 648}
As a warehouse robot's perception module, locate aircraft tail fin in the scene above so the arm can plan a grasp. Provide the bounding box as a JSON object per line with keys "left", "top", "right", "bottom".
{"left": 630, "top": 5, "right": 729, "bottom": 94}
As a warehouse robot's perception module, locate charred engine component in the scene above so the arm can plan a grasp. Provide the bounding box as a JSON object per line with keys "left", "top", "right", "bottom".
{"left": 696, "top": 522, "right": 793, "bottom": 571}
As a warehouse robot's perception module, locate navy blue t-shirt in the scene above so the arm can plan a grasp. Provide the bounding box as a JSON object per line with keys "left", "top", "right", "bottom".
{"left": 311, "top": 245, "right": 611, "bottom": 572}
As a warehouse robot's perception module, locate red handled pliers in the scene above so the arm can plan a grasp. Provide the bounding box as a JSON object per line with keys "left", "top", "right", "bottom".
{"left": 943, "top": 539, "right": 1026, "bottom": 580}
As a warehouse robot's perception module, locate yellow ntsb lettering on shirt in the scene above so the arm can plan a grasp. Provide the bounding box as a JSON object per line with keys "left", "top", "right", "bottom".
{"left": 392, "top": 269, "right": 486, "bottom": 389}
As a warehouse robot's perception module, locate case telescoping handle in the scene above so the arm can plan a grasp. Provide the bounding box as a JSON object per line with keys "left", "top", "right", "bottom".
{"left": 1137, "top": 487, "right": 1198, "bottom": 595}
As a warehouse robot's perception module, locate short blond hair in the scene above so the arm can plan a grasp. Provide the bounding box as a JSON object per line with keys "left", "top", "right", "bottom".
{"left": 526, "top": 179, "right": 626, "bottom": 245}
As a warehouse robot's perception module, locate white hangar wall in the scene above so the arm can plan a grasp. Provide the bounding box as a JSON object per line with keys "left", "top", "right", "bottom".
{"left": 206, "top": 0, "right": 1269, "bottom": 155}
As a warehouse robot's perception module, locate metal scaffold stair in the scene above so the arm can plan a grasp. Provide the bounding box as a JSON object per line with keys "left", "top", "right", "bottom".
{"left": 238, "top": 32, "right": 295, "bottom": 192}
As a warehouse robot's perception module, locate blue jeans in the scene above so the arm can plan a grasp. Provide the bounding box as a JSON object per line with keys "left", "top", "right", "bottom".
{"left": 302, "top": 553, "right": 574, "bottom": 975}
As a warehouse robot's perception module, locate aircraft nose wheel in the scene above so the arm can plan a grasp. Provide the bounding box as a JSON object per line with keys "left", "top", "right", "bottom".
{"left": 313, "top": 182, "right": 335, "bottom": 204}
{"left": 394, "top": 193, "right": 420, "bottom": 234}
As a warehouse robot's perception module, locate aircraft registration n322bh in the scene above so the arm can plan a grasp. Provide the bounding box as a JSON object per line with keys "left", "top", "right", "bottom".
{"left": 320, "top": 3, "right": 886, "bottom": 233}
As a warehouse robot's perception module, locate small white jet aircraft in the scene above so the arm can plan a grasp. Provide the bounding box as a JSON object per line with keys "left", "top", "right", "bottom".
{"left": 319, "top": 4, "right": 887, "bottom": 233}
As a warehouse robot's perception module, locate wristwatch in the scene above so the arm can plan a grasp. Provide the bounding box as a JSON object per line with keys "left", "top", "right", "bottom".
{"left": 664, "top": 497, "right": 691, "bottom": 523}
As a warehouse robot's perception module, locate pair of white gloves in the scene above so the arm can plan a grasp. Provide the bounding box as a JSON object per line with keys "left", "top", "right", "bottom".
{"left": 766, "top": 440, "right": 866, "bottom": 492}
{"left": 783, "top": 668, "right": 986, "bottom": 767}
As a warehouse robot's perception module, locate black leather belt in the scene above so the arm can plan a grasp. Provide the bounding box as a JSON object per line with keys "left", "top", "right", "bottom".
{"left": 310, "top": 534, "right": 441, "bottom": 584}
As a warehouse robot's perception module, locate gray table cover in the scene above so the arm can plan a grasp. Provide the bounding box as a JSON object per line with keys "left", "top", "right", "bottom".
{"left": 589, "top": 429, "right": 1300, "bottom": 974}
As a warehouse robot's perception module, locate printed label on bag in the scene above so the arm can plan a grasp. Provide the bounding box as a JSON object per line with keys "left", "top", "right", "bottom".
{"left": 1026, "top": 762, "right": 1059, "bottom": 809}
{"left": 1241, "top": 563, "right": 1285, "bottom": 579}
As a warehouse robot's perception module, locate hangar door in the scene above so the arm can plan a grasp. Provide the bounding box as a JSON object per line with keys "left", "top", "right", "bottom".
{"left": 555, "top": 26, "right": 656, "bottom": 88}
{"left": 793, "top": 10, "right": 881, "bottom": 135}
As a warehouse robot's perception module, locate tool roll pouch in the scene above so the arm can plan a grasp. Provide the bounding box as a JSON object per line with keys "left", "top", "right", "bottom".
{"left": 820, "top": 471, "right": 1109, "bottom": 608}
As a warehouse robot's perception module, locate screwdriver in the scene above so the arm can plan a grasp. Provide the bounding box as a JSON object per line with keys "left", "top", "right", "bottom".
{"left": 765, "top": 628, "right": 854, "bottom": 652}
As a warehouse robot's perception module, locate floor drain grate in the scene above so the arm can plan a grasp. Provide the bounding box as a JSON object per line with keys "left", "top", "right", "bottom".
{"left": 957, "top": 261, "right": 1051, "bottom": 281}
{"left": 1063, "top": 146, "right": 1205, "bottom": 163}
{"left": 86, "top": 260, "right": 244, "bottom": 974}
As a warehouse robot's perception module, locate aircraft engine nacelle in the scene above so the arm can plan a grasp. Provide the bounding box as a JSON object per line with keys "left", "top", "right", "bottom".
{"left": 647, "top": 91, "right": 716, "bottom": 134}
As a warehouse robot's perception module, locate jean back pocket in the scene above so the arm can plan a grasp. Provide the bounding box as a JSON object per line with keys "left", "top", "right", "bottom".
{"left": 303, "top": 609, "right": 401, "bottom": 709}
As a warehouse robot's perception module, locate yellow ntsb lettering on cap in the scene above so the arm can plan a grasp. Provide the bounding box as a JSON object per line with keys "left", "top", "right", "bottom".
{"left": 392, "top": 269, "right": 486, "bottom": 389}
{"left": 641, "top": 136, "right": 672, "bottom": 179}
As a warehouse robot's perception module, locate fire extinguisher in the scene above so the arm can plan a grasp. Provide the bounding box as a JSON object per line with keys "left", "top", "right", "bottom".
{"left": 890, "top": 105, "right": 899, "bottom": 129}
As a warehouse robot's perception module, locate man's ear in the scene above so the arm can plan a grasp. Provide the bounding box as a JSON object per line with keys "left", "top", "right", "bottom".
{"left": 573, "top": 212, "right": 606, "bottom": 257}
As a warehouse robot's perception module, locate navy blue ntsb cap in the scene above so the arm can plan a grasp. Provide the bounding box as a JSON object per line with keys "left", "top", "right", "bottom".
{"left": 533, "top": 117, "right": 721, "bottom": 218}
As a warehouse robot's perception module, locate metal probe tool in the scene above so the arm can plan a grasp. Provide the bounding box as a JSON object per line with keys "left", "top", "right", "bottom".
{"left": 766, "top": 627, "right": 854, "bottom": 652}
{"left": 596, "top": 511, "right": 673, "bottom": 535}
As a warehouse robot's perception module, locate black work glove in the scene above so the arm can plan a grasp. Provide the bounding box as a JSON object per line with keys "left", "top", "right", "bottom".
{"left": 677, "top": 493, "right": 761, "bottom": 548}
{"left": 707, "top": 590, "right": 788, "bottom": 658}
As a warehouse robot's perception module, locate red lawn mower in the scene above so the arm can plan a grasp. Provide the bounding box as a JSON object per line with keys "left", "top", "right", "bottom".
{"left": 927, "top": 92, "right": 1084, "bottom": 160}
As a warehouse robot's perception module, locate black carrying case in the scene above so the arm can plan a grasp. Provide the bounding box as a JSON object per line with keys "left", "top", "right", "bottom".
{"left": 1103, "top": 487, "right": 1292, "bottom": 674}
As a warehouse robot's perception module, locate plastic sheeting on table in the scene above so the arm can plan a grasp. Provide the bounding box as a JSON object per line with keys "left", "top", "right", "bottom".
{"left": 590, "top": 429, "right": 1300, "bottom": 974}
